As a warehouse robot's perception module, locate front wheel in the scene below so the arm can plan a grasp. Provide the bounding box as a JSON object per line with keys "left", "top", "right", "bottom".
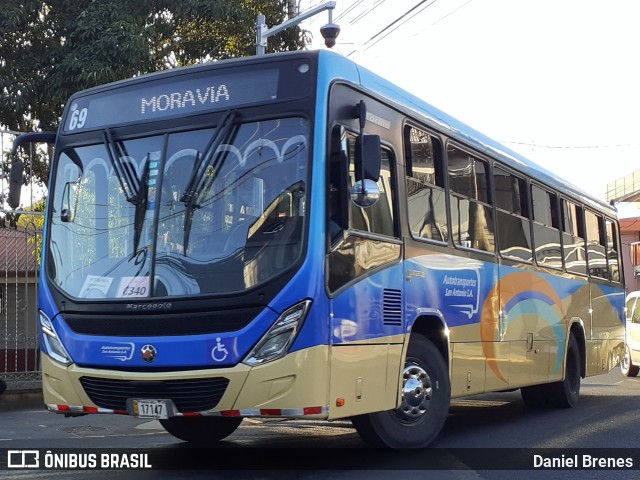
{"left": 351, "top": 334, "right": 450, "bottom": 448}
{"left": 159, "top": 416, "right": 243, "bottom": 444}
{"left": 621, "top": 344, "right": 640, "bottom": 377}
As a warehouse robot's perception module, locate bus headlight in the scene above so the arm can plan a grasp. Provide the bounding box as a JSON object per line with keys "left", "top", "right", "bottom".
{"left": 39, "top": 311, "right": 72, "bottom": 366}
{"left": 243, "top": 300, "right": 312, "bottom": 366}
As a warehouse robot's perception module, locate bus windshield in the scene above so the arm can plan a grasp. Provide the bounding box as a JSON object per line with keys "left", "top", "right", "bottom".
{"left": 48, "top": 116, "right": 309, "bottom": 299}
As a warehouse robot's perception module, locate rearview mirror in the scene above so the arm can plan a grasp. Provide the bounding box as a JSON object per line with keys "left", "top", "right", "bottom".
{"left": 60, "top": 181, "right": 79, "bottom": 223}
{"left": 351, "top": 179, "right": 380, "bottom": 208}
{"left": 355, "top": 134, "right": 381, "bottom": 182}
{"left": 7, "top": 159, "right": 24, "bottom": 209}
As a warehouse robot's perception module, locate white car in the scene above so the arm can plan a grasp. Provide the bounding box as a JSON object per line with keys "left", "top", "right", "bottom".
{"left": 622, "top": 291, "right": 640, "bottom": 376}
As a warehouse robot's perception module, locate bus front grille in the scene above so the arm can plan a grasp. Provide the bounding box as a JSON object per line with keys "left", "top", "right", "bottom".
{"left": 79, "top": 376, "right": 229, "bottom": 413}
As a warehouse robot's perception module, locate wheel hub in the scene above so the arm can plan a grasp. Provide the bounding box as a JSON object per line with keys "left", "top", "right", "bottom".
{"left": 397, "top": 362, "right": 432, "bottom": 422}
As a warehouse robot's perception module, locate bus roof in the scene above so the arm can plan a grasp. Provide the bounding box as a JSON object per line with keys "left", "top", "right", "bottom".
{"left": 315, "top": 50, "right": 614, "bottom": 216}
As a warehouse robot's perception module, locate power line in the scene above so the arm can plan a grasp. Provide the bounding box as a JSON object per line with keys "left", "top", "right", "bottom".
{"left": 431, "top": 0, "right": 474, "bottom": 26}
{"left": 334, "top": 0, "right": 368, "bottom": 24}
{"left": 348, "top": 0, "right": 390, "bottom": 26}
{"left": 362, "top": 0, "right": 438, "bottom": 51}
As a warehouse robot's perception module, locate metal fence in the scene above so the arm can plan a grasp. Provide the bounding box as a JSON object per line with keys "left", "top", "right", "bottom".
{"left": 1, "top": 129, "right": 43, "bottom": 391}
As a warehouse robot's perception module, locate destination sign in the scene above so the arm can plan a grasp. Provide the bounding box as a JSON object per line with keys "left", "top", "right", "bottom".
{"left": 63, "top": 67, "right": 280, "bottom": 132}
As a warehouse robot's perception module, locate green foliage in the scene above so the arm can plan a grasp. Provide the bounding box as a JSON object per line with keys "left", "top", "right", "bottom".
{"left": 16, "top": 196, "right": 45, "bottom": 230}
{"left": 15, "top": 196, "right": 46, "bottom": 264}
{"left": 0, "top": 0, "right": 306, "bottom": 186}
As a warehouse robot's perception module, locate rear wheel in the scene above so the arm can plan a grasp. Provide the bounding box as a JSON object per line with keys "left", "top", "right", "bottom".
{"left": 546, "top": 334, "right": 581, "bottom": 407}
{"left": 351, "top": 334, "right": 450, "bottom": 448}
{"left": 621, "top": 344, "right": 640, "bottom": 377}
{"left": 159, "top": 416, "right": 243, "bottom": 443}
{"left": 521, "top": 334, "right": 581, "bottom": 409}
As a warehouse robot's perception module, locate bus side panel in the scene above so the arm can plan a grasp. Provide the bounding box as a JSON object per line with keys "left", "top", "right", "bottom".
{"left": 587, "top": 282, "right": 625, "bottom": 376}
{"left": 327, "top": 342, "right": 403, "bottom": 419}
{"left": 328, "top": 262, "right": 405, "bottom": 418}
{"left": 498, "top": 267, "right": 592, "bottom": 389}
{"left": 498, "top": 266, "right": 554, "bottom": 389}
{"left": 403, "top": 250, "right": 502, "bottom": 396}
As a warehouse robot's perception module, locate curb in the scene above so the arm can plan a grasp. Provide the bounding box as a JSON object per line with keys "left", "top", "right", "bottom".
{"left": 0, "top": 389, "right": 45, "bottom": 412}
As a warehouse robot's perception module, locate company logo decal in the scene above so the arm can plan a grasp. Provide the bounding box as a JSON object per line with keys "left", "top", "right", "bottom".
{"left": 140, "top": 344, "right": 158, "bottom": 363}
{"left": 100, "top": 342, "right": 135, "bottom": 362}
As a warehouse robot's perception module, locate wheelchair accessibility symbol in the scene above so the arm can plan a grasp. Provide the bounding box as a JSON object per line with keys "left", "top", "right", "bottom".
{"left": 211, "top": 337, "right": 229, "bottom": 362}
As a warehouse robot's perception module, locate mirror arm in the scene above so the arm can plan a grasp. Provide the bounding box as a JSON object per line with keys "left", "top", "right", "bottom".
{"left": 356, "top": 100, "right": 367, "bottom": 188}
{"left": 11, "top": 131, "right": 56, "bottom": 155}
{"left": 8, "top": 131, "right": 57, "bottom": 209}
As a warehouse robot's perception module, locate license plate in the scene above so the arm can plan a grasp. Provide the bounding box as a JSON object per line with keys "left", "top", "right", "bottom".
{"left": 131, "top": 399, "right": 169, "bottom": 419}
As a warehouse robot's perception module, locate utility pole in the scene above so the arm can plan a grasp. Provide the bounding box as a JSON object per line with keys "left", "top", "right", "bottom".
{"left": 256, "top": 1, "right": 339, "bottom": 56}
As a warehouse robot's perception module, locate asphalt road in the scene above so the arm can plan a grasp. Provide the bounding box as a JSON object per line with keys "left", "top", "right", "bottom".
{"left": 0, "top": 368, "right": 638, "bottom": 479}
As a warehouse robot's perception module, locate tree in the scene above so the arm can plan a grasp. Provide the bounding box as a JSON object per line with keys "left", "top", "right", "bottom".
{"left": 0, "top": 0, "right": 307, "bottom": 189}
{"left": 15, "top": 196, "right": 46, "bottom": 262}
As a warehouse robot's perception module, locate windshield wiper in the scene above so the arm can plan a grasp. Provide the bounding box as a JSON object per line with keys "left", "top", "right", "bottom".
{"left": 104, "top": 129, "right": 138, "bottom": 203}
{"left": 180, "top": 109, "right": 239, "bottom": 253}
{"left": 131, "top": 157, "right": 151, "bottom": 255}
{"left": 103, "top": 129, "right": 149, "bottom": 254}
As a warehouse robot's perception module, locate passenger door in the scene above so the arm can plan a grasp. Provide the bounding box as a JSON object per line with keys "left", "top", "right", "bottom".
{"left": 325, "top": 86, "right": 404, "bottom": 418}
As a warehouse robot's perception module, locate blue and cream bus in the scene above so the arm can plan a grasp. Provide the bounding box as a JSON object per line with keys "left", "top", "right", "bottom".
{"left": 10, "top": 50, "right": 625, "bottom": 448}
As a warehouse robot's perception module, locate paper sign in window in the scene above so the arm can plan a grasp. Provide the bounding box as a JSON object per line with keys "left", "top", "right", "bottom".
{"left": 117, "top": 276, "right": 150, "bottom": 298}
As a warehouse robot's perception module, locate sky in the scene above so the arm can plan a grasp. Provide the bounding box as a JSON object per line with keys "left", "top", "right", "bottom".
{"left": 296, "top": 0, "right": 640, "bottom": 205}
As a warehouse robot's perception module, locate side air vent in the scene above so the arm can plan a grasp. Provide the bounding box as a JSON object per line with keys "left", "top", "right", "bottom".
{"left": 383, "top": 288, "right": 402, "bottom": 326}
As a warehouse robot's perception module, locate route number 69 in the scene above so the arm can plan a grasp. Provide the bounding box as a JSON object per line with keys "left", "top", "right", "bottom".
{"left": 68, "top": 106, "right": 88, "bottom": 130}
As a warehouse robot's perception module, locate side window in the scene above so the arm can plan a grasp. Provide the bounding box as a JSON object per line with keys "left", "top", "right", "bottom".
{"left": 404, "top": 126, "right": 447, "bottom": 242}
{"left": 448, "top": 145, "right": 494, "bottom": 253}
{"left": 326, "top": 126, "right": 401, "bottom": 293}
{"left": 561, "top": 199, "right": 586, "bottom": 275}
{"left": 494, "top": 165, "right": 531, "bottom": 262}
{"left": 531, "top": 185, "right": 562, "bottom": 269}
{"left": 347, "top": 134, "right": 396, "bottom": 237}
{"left": 633, "top": 298, "right": 640, "bottom": 324}
{"left": 626, "top": 296, "right": 637, "bottom": 320}
{"left": 585, "top": 210, "right": 608, "bottom": 279}
{"left": 605, "top": 218, "right": 621, "bottom": 282}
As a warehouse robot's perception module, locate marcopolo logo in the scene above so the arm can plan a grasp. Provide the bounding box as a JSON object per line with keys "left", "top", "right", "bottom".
{"left": 125, "top": 302, "right": 172, "bottom": 311}
{"left": 140, "top": 344, "right": 158, "bottom": 363}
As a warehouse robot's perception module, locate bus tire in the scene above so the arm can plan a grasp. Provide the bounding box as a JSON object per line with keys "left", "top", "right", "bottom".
{"left": 159, "top": 416, "right": 243, "bottom": 443}
{"left": 621, "top": 344, "right": 640, "bottom": 377}
{"left": 351, "top": 334, "right": 450, "bottom": 448}
{"left": 520, "top": 383, "right": 550, "bottom": 409}
{"left": 547, "top": 334, "right": 581, "bottom": 408}
{"left": 522, "top": 335, "right": 581, "bottom": 409}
